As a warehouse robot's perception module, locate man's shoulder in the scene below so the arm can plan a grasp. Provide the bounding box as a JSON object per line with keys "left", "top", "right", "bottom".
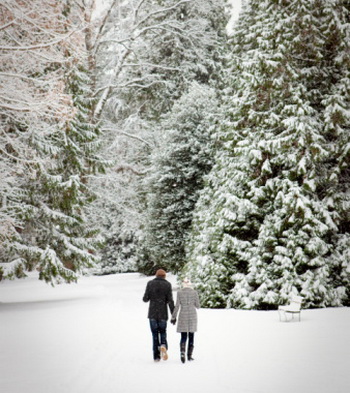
{"left": 147, "top": 277, "right": 167, "bottom": 285}
{"left": 161, "top": 278, "right": 172, "bottom": 287}
{"left": 150, "top": 277, "right": 172, "bottom": 287}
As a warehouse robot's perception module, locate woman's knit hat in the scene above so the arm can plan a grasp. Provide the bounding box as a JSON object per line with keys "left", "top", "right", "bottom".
{"left": 182, "top": 277, "right": 192, "bottom": 288}
{"left": 156, "top": 269, "right": 166, "bottom": 278}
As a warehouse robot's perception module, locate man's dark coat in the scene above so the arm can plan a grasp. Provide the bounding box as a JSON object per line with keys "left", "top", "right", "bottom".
{"left": 143, "top": 277, "right": 175, "bottom": 320}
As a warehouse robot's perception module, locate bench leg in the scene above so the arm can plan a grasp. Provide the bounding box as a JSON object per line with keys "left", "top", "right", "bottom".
{"left": 278, "top": 309, "right": 288, "bottom": 322}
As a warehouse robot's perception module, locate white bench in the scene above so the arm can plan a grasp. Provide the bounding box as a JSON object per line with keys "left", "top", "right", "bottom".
{"left": 278, "top": 295, "right": 302, "bottom": 322}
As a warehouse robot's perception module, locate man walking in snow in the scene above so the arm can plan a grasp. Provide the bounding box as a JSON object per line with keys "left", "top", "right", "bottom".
{"left": 143, "top": 269, "right": 175, "bottom": 362}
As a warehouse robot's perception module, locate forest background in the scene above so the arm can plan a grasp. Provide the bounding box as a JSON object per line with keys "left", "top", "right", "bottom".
{"left": 1, "top": 0, "right": 350, "bottom": 310}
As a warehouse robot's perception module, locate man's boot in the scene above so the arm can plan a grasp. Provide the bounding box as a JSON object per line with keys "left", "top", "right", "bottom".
{"left": 160, "top": 344, "right": 168, "bottom": 361}
{"left": 187, "top": 345, "right": 194, "bottom": 361}
{"left": 180, "top": 342, "right": 186, "bottom": 363}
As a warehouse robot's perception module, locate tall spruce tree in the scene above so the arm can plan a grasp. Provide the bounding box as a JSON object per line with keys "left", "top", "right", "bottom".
{"left": 0, "top": 1, "right": 106, "bottom": 283}
{"left": 35, "top": 64, "right": 105, "bottom": 284}
{"left": 135, "top": 0, "right": 230, "bottom": 275}
{"left": 140, "top": 83, "right": 220, "bottom": 274}
{"left": 322, "top": 1, "right": 350, "bottom": 305}
{"left": 184, "top": 0, "right": 350, "bottom": 309}
{"left": 2, "top": 64, "right": 105, "bottom": 284}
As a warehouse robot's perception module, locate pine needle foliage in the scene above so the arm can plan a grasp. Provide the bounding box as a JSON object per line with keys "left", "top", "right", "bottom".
{"left": 184, "top": 0, "right": 350, "bottom": 309}
{"left": 140, "top": 83, "right": 220, "bottom": 274}
{"left": 1, "top": 65, "right": 105, "bottom": 285}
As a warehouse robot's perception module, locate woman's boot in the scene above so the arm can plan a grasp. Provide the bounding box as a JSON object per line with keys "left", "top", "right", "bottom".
{"left": 187, "top": 345, "right": 194, "bottom": 361}
{"left": 180, "top": 343, "right": 186, "bottom": 363}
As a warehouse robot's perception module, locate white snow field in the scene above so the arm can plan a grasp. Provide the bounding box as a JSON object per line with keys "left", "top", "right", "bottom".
{"left": 1, "top": 273, "right": 349, "bottom": 393}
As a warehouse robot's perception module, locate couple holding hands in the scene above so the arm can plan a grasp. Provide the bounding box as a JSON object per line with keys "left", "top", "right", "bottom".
{"left": 143, "top": 269, "right": 200, "bottom": 363}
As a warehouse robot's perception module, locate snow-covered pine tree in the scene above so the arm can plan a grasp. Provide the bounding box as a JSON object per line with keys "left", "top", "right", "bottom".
{"left": 184, "top": 0, "right": 350, "bottom": 309}
{"left": 0, "top": 1, "right": 105, "bottom": 284}
{"left": 34, "top": 63, "right": 106, "bottom": 284}
{"left": 19, "top": 67, "right": 104, "bottom": 285}
{"left": 321, "top": 1, "right": 350, "bottom": 306}
{"left": 139, "top": 83, "right": 220, "bottom": 274}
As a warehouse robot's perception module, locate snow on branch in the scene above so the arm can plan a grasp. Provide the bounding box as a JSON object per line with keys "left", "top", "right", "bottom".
{"left": 0, "top": 28, "right": 82, "bottom": 51}
{"left": 134, "top": 0, "right": 190, "bottom": 30}
{"left": 91, "top": 0, "right": 197, "bottom": 118}
{"left": 102, "top": 127, "right": 153, "bottom": 148}
{"left": 114, "top": 164, "right": 148, "bottom": 176}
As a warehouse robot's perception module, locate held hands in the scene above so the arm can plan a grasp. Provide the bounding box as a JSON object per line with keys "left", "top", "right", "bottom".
{"left": 171, "top": 318, "right": 176, "bottom": 325}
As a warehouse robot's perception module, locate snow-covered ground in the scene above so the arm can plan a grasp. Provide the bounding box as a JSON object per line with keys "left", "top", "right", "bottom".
{"left": 1, "top": 273, "right": 349, "bottom": 393}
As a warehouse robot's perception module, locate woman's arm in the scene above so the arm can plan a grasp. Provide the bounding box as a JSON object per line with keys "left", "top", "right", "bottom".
{"left": 172, "top": 293, "right": 181, "bottom": 319}
{"left": 194, "top": 290, "right": 200, "bottom": 309}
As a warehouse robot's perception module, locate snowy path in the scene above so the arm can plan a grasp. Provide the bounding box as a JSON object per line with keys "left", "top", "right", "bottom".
{"left": 1, "top": 273, "right": 349, "bottom": 393}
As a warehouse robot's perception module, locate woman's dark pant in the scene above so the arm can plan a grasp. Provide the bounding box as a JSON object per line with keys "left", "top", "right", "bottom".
{"left": 149, "top": 319, "right": 168, "bottom": 360}
{"left": 180, "top": 332, "right": 194, "bottom": 347}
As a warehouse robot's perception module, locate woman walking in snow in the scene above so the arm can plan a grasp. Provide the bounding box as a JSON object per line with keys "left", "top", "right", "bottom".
{"left": 171, "top": 278, "right": 200, "bottom": 363}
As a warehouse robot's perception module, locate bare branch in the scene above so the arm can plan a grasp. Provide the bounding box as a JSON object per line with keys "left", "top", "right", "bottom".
{"left": 0, "top": 145, "right": 42, "bottom": 164}
{"left": 134, "top": 0, "right": 190, "bottom": 31}
{"left": 102, "top": 128, "right": 154, "bottom": 148}
{"left": 94, "top": 0, "right": 119, "bottom": 47}
{"left": 134, "top": 0, "right": 148, "bottom": 21}
{"left": 0, "top": 19, "right": 16, "bottom": 31}
{"left": 94, "top": 46, "right": 132, "bottom": 118}
{"left": 93, "top": 77, "right": 166, "bottom": 96}
{"left": 0, "top": 72, "right": 43, "bottom": 82}
{"left": 0, "top": 28, "right": 81, "bottom": 51}
{"left": 123, "top": 62, "right": 181, "bottom": 72}
{"left": 114, "top": 164, "right": 148, "bottom": 176}
{"left": 0, "top": 103, "right": 31, "bottom": 112}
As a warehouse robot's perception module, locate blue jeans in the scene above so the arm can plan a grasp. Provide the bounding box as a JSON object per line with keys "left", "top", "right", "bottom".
{"left": 149, "top": 319, "right": 168, "bottom": 360}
